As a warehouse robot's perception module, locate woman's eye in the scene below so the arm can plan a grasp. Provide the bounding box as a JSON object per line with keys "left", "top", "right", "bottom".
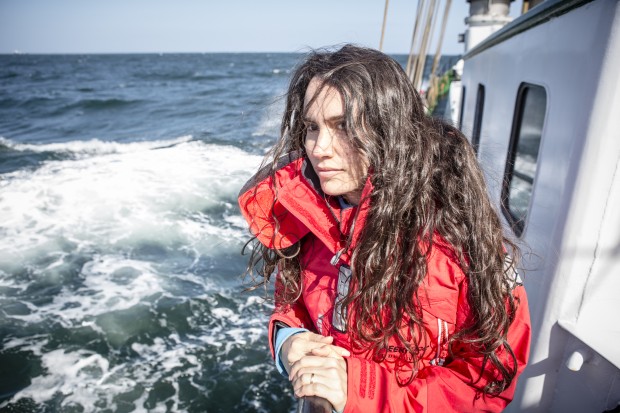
{"left": 305, "top": 123, "right": 318, "bottom": 132}
{"left": 337, "top": 122, "right": 347, "bottom": 131}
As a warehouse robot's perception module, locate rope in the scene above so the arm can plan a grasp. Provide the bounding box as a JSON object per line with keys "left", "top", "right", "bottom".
{"left": 412, "top": 0, "right": 438, "bottom": 91}
{"left": 426, "top": 0, "right": 453, "bottom": 113}
{"left": 430, "top": 0, "right": 452, "bottom": 80}
{"left": 406, "top": 0, "right": 426, "bottom": 78}
{"left": 379, "top": 0, "right": 390, "bottom": 51}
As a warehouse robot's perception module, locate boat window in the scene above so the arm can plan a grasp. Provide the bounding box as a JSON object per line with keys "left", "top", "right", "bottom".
{"left": 502, "top": 83, "right": 547, "bottom": 236}
{"left": 471, "top": 84, "right": 485, "bottom": 154}
{"left": 458, "top": 86, "right": 466, "bottom": 130}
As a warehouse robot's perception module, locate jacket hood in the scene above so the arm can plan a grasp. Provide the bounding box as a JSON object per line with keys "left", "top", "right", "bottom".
{"left": 238, "top": 151, "right": 372, "bottom": 261}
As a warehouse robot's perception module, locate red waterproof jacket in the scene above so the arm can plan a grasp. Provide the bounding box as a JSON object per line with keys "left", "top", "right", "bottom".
{"left": 238, "top": 152, "right": 531, "bottom": 412}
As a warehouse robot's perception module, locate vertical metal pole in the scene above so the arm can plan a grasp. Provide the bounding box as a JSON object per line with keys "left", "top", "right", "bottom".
{"left": 296, "top": 396, "right": 333, "bottom": 413}
{"left": 412, "top": 0, "right": 437, "bottom": 90}
{"left": 430, "top": 0, "right": 452, "bottom": 79}
{"left": 406, "top": 0, "right": 426, "bottom": 78}
{"left": 379, "top": 0, "right": 390, "bottom": 51}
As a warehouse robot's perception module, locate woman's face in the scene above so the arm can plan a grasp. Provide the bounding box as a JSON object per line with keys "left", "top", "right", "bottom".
{"left": 303, "top": 78, "right": 369, "bottom": 205}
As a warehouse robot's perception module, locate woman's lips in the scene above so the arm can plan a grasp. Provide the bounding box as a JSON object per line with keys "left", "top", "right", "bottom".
{"left": 316, "top": 168, "right": 342, "bottom": 178}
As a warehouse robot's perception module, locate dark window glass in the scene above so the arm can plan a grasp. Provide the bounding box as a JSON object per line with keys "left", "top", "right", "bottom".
{"left": 471, "top": 84, "right": 485, "bottom": 154}
{"left": 502, "top": 83, "right": 547, "bottom": 236}
{"left": 458, "top": 86, "right": 466, "bottom": 130}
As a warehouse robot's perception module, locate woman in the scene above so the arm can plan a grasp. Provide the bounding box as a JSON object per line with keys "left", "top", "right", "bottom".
{"left": 238, "top": 45, "right": 530, "bottom": 412}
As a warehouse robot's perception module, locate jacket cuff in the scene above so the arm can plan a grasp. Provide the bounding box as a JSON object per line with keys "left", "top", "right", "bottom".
{"left": 274, "top": 327, "right": 309, "bottom": 375}
{"left": 268, "top": 313, "right": 308, "bottom": 358}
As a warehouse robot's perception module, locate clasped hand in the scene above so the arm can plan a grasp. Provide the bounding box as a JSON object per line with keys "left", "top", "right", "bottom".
{"left": 281, "top": 332, "right": 350, "bottom": 412}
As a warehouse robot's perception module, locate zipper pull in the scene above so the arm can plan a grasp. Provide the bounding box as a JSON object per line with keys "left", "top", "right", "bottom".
{"left": 330, "top": 248, "right": 345, "bottom": 266}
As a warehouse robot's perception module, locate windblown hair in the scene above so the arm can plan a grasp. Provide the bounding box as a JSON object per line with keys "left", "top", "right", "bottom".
{"left": 245, "top": 44, "right": 520, "bottom": 395}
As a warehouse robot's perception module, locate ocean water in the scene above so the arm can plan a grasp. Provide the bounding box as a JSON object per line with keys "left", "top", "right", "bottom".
{"left": 0, "top": 52, "right": 457, "bottom": 412}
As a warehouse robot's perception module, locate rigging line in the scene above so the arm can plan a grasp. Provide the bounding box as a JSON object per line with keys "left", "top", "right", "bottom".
{"left": 406, "top": 0, "right": 426, "bottom": 78}
{"left": 413, "top": 0, "right": 439, "bottom": 90}
{"left": 379, "top": 0, "right": 390, "bottom": 51}
{"left": 425, "top": 0, "right": 453, "bottom": 111}
{"left": 430, "top": 0, "right": 452, "bottom": 79}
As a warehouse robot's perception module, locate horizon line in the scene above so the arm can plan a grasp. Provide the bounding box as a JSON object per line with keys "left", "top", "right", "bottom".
{"left": 1, "top": 50, "right": 463, "bottom": 57}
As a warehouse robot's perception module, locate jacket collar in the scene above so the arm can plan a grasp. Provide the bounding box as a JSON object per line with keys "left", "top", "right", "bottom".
{"left": 238, "top": 151, "right": 372, "bottom": 263}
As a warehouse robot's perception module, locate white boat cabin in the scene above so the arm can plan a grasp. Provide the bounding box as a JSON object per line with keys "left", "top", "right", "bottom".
{"left": 457, "top": 0, "right": 620, "bottom": 411}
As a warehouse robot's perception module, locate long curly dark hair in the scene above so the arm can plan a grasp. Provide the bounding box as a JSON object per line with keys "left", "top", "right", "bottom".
{"left": 244, "top": 44, "right": 521, "bottom": 395}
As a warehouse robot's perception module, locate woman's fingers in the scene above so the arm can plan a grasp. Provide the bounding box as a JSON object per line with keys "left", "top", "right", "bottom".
{"left": 283, "top": 333, "right": 343, "bottom": 370}
{"left": 292, "top": 366, "right": 345, "bottom": 388}
{"left": 287, "top": 333, "right": 330, "bottom": 356}
{"left": 294, "top": 377, "right": 332, "bottom": 397}
{"left": 282, "top": 333, "right": 321, "bottom": 370}
{"left": 291, "top": 365, "right": 348, "bottom": 411}
{"left": 284, "top": 335, "right": 349, "bottom": 411}
{"left": 288, "top": 354, "right": 346, "bottom": 381}
{"left": 310, "top": 344, "right": 350, "bottom": 358}
{"left": 308, "top": 332, "right": 333, "bottom": 343}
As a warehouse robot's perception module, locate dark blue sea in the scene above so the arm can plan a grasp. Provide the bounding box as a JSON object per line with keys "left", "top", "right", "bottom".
{"left": 0, "top": 52, "right": 458, "bottom": 412}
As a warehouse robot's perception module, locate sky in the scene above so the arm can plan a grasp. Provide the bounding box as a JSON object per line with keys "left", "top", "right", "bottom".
{"left": 0, "top": 0, "right": 523, "bottom": 55}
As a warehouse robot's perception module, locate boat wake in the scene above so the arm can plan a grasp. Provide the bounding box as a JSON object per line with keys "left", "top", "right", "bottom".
{"left": 0, "top": 137, "right": 288, "bottom": 412}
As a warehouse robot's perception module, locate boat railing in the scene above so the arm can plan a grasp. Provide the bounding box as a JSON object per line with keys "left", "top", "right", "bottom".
{"left": 296, "top": 396, "right": 333, "bottom": 413}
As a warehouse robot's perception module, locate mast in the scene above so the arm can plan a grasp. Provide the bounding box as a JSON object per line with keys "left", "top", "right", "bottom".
{"left": 412, "top": 0, "right": 439, "bottom": 90}
{"left": 379, "top": 0, "right": 390, "bottom": 51}
{"left": 430, "top": 0, "right": 452, "bottom": 78}
{"left": 405, "top": 0, "right": 426, "bottom": 78}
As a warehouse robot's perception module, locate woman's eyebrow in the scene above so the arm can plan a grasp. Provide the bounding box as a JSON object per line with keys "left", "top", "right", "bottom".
{"left": 326, "top": 115, "right": 345, "bottom": 122}
{"left": 302, "top": 115, "right": 345, "bottom": 123}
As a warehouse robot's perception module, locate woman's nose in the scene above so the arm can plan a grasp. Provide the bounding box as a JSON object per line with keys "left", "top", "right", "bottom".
{"left": 309, "top": 128, "right": 334, "bottom": 157}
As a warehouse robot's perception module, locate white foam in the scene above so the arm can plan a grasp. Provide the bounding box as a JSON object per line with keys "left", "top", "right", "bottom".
{"left": 0, "top": 138, "right": 262, "bottom": 270}
{"left": 0, "top": 137, "right": 274, "bottom": 411}
{"left": 211, "top": 307, "right": 239, "bottom": 323}
{"left": 12, "top": 348, "right": 112, "bottom": 407}
{"left": 3, "top": 255, "right": 163, "bottom": 329}
{"left": 4, "top": 317, "right": 255, "bottom": 411}
{"left": 0, "top": 136, "right": 193, "bottom": 157}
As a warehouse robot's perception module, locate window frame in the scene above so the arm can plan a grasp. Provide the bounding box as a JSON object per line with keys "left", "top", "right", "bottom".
{"left": 501, "top": 82, "right": 547, "bottom": 237}
{"left": 471, "top": 84, "right": 485, "bottom": 154}
{"left": 458, "top": 86, "right": 466, "bottom": 130}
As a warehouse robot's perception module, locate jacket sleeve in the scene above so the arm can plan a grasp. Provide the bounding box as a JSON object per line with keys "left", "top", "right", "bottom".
{"left": 343, "top": 283, "right": 531, "bottom": 413}
{"left": 267, "top": 273, "right": 316, "bottom": 359}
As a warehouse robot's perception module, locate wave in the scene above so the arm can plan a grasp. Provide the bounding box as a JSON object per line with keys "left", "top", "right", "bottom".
{"left": 138, "top": 71, "right": 231, "bottom": 83}
{"left": 0, "top": 96, "right": 143, "bottom": 113}
{"left": 0, "top": 71, "right": 19, "bottom": 80}
{"left": 0, "top": 137, "right": 272, "bottom": 411}
{"left": 136, "top": 68, "right": 288, "bottom": 84}
{"left": 0, "top": 137, "right": 12, "bottom": 151}
{"left": 0, "top": 96, "right": 55, "bottom": 110}
{"left": 0, "top": 254, "right": 272, "bottom": 411}
{"left": 2, "top": 289, "right": 272, "bottom": 411}
{"left": 65, "top": 97, "right": 145, "bottom": 111}
{"left": 0, "top": 138, "right": 262, "bottom": 266}
{"left": 0, "top": 135, "right": 193, "bottom": 157}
